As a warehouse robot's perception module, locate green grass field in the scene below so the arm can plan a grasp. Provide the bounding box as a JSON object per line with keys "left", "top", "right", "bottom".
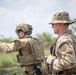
{"left": 0, "top": 50, "right": 50, "bottom": 75}
{"left": 0, "top": 50, "right": 50, "bottom": 66}
{"left": 0, "top": 52, "right": 18, "bottom": 67}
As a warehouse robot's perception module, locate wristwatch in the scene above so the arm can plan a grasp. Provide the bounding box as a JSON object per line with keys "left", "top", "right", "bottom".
{"left": 51, "top": 59, "right": 55, "bottom": 67}
{"left": 51, "top": 59, "right": 55, "bottom": 63}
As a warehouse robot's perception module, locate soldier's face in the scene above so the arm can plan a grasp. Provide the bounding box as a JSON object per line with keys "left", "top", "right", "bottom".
{"left": 17, "top": 31, "right": 25, "bottom": 39}
{"left": 52, "top": 23, "right": 59, "bottom": 34}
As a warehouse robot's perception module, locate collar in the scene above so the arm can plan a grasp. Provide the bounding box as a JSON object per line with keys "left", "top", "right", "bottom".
{"left": 59, "top": 29, "right": 72, "bottom": 37}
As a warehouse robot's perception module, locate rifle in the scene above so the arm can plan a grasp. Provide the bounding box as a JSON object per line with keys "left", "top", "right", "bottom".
{"left": 50, "top": 45, "right": 55, "bottom": 55}
{"left": 34, "top": 65, "right": 42, "bottom": 75}
{"left": 45, "top": 45, "right": 56, "bottom": 75}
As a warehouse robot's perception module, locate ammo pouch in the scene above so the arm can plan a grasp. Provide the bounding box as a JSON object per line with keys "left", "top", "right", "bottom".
{"left": 16, "top": 54, "right": 42, "bottom": 66}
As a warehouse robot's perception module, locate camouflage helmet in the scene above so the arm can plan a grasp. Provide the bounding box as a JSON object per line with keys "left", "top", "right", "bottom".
{"left": 15, "top": 23, "right": 33, "bottom": 34}
{"left": 49, "top": 11, "right": 75, "bottom": 24}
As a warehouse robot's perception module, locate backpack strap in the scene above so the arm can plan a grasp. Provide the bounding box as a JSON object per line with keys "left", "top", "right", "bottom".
{"left": 28, "top": 38, "right": 36, "bottom": 64}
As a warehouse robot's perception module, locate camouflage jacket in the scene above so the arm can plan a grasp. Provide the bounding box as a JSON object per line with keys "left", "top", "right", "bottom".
{"left": 0, "top": 35, "right": 32, "bottom": 53}
{"left": 52, "top": 29, "right": 76, "bottom": 72}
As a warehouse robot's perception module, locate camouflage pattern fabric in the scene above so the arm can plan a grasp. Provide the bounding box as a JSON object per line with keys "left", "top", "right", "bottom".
{"left": 16, "top": 23, "right": 31, "bottom": 33}
{"left": 49, "top": 11, "right": 75, "bottom": 24}
{"left": 0, "top": 39, "right": 28, "bottom": 53}
{"left": 51, "top": 29, "right": 76, "bottom": 75}
{"left": 28, "top": 38, "right": 45, "bottom": 63}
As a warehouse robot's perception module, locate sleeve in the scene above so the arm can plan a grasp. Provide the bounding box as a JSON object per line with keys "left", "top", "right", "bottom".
{"left": 0, "top": 38, "right": 29, "bottom": 53}
{"left": 52, "top": 36, "right": 76, "bottom": 71}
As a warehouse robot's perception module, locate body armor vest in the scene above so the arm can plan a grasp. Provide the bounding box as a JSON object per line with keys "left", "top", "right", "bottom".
{"left": 17, "top": 35, "right": 45, "bottom": 67}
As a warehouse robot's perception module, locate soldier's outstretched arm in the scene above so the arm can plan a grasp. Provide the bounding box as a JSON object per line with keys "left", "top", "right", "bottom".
{"left": 0, "top": 38, "right": 29, "bottom": 53}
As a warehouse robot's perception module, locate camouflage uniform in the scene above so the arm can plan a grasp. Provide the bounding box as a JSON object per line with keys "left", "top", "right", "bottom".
{"left": 51, "top": 29, "right": 76, "bottom": 75}
{"left": 48, "top": 11, "right": 76, "bottom": 75}
{"left": 0, "top": 24, "right": 45, "bottom": 75}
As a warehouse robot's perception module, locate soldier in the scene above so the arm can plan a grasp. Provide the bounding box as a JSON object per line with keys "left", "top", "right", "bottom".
{"left": 0, "top": 23, "right": 45, "bottom": 75}
{"left": 46, "top": 11, "right": 76, "bottom": 75}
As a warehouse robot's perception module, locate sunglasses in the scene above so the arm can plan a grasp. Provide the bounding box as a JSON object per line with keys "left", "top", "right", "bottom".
{"left": 52, "top": 24, "right": 55, "bottom": 26}
{"left": 16, "top": 29, "right": 24, "bottom": 34}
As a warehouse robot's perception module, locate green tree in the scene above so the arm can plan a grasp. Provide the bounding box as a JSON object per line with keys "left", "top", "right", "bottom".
{"left": 0, "top": 35, "right": 13, "bottom": 42}
{"left": 36, "top": 32, "right": 56, "bottom": 49}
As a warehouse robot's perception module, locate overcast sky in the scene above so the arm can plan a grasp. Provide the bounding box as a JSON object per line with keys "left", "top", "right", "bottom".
{"left": 0, "top": 0, "right": 76, "bottom": 38}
